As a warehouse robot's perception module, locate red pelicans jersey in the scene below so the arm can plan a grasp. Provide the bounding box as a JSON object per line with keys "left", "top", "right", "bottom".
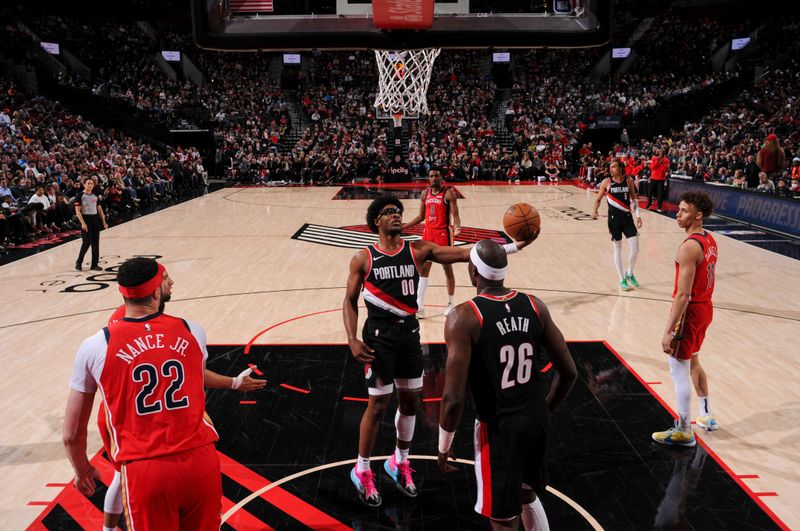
{"left": 70, "top": 312, "right": 218, "bottom": 463}
{"left": 108, "top": 305, "right": 126, "bottom": 325}
{"left": 362, "top": 240, "right": 421, "bottom": 318}
{"left": 424, "top": 187, "right": 451, "bottom": 230}
{"left": 674, "top": 231, "right": 718, "bottom": 304}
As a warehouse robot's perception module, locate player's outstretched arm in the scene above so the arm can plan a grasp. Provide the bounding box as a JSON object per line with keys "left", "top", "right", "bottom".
{"left": 203, "top": 368, "right": 266, "bottom": 391}
{"left": 592, "top": 178, "right": 610, "bottom": 219}
{"left": 343, "top": 250, "right": 374, "bottom": 363}
{"left": 63, "top": 389, "right": 100, "bottom": 496}
{"left": 415, "top": 239, "right": 471, "bottom": 265}
{"left": 536, "top": 298, "right": 577, "bottom": 412}
{"left": 415, "top": 236, "right": 534, "bottom": 265}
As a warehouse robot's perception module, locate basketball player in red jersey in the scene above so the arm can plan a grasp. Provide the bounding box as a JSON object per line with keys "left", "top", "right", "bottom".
{"left": 653, "top": 191, "right": 719, "bottom": 448}
{"left": 344, "top": 196, "right": 533, "bottom": 507}
{"left": 403, "top": 170, "right": 462, "bottom": 317}
{"left": 64, "top": 258, "right": 222, "bottom": 530}
{"left": 100, "top": 298, "right": 264, "bottom": 531}
{"left": 437, "top": 240, "right": 576, "bottom": 530}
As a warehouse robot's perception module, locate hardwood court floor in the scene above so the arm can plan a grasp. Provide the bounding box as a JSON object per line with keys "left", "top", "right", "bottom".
{"left": 0, "top": 183, "right": 797, "bottom": 529}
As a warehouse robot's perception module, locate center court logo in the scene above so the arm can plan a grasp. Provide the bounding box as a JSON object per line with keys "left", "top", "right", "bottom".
{"left": 29, "top": 254, "right": 163, "bottom": 294}
{"left": 291, "top": 224, "right": 511, "bottom": 249}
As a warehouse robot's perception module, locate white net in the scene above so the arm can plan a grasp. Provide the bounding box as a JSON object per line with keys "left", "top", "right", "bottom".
{"left": 373, "top": 48, "right": 441, "bottom": 117}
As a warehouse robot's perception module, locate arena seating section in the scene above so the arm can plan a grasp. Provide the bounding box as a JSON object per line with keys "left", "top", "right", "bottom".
{"left": 0, "top": 3, "right": 798, "bottom": 250}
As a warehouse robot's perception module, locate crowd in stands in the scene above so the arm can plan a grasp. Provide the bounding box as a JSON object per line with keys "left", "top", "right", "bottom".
{"left": 575, "top": 49, "right": 799, "bottom": 200}
{"left": 0, "top": 81, "right": 206, "bottom": 251}
{"left": 9, "top": 7, "right": 753, "bottom": 187}
{"left": 1, "top": 5, "right": 798, "bottom": 238}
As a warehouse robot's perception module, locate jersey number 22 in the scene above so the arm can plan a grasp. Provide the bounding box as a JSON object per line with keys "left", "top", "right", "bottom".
{"left": 133, "top": 360, "right": 190, "bottom": 415}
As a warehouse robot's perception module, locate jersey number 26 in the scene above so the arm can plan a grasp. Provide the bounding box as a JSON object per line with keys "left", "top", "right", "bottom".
{"left": 500, "top": 343, "right": 534, "bottom": 389}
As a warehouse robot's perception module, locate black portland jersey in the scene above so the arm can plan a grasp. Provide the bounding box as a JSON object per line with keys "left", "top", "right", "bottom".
{"left": 466, "top": 291, "right": 546, "bottom": 423}
{"left": 606, "top": 178, "right": 633, "bottom": 217}
{"left": 362, "top": 240, "right": 420, "bottom": 319}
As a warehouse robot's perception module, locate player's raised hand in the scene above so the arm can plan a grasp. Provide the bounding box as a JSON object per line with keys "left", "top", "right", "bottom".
{"left": 73, "top": 466, "right": 100, "bottom": 497}
{"left": 438, "top": 448, "right": 458, "bottom": 474}
{"left": 514, "top": 233, "right": 538, "bottom": 250}
{"left": 349, "top": 338, "right": 375, "bottom": 363}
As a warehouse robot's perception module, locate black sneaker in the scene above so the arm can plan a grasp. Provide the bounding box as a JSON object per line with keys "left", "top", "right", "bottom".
{"left": 75, "top": 262, "right": 82, "bottom": 271}
{"left": 90, "top": 265, "right": 103, "bottom": 271}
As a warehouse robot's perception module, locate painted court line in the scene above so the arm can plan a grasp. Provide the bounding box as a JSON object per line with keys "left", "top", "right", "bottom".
{"left": 221, "top": 455, "right": 604, "bottom": 530}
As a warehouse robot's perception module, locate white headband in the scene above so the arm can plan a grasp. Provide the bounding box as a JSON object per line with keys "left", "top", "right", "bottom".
{"left": 470, "top": 246, "right": 507, "bottom": 280}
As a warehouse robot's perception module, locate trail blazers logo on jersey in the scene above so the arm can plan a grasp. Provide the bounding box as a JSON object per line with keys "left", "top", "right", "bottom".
{"left": 291, "top": 224, "right": 511, "bottom": 249}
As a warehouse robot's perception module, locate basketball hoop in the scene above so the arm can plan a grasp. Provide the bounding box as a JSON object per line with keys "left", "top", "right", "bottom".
{"left": 374, "top": 49, "right": 441, "bottom": 116}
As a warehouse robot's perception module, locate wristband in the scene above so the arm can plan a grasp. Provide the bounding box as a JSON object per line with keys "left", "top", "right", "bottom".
{"left": 231, "top": 367, "right": 254, "bottom": 389}
{"left": 438, "top": 426, "right": 455, "bottom": 454}
{"left": 502, "top": 242, "right": 519, "bottom": 255}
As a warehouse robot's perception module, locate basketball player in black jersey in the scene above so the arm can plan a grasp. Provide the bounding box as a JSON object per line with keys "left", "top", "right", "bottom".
{"left": 344, "top": 196, "right": 533, "bottom": 507}
{"left": 592, "top": 160, "right": 643, "bottom": 291}
{"left": 438, "top": 240, "right": 576, "bottom": 530}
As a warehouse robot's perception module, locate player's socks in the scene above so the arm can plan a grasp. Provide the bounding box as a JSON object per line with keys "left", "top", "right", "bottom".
{"left": 357, "top": 455, "right": 371, "bottom": 473}
{"left": 627, "top": 236, "right": 639, "bottom": 277}
{"left": 612, "top": 241, "right": 624, "bottom": 279}
{"left": 698, "top": 396, "right": 710, "bottom": 417}
{"left": 521, "top": 497, "right": 550, "bottom": 531}
{"left": 416, "top": 277, "right": 429, "bottom": 312}
{"left": 444, "top": 295, "right": 455, "bottom": 316}
{"left": 395, "top": 447, "right": 409, "bottom": 464}
{"left": 103, "top": 527, "right": 116, "bottom": 531}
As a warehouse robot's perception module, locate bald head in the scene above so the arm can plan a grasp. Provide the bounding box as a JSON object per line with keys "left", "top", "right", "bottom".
{"left": 475, "top": 240, "right": 507, "bottom": 269}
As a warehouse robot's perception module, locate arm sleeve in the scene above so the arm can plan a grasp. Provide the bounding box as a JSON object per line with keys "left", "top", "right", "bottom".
{"left": 69, "top": 331, "right": 108, "bottom": 393}
{"left": 185, "top": 319, "right": 209, "bottom": 362}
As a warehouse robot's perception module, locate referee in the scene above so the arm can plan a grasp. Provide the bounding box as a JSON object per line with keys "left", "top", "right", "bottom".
{"left": 74, "top": 177, "right": 108, "bottom": 271}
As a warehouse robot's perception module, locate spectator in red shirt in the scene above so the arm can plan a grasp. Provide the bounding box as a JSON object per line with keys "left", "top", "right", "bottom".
{"left": 647, "top": 148, "right": 670, "bottom": 211}
{"left": 756, "top": 133, "right": 786, "bottom": 180}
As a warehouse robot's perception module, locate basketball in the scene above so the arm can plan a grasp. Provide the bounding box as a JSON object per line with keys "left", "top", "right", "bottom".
{"left": 503, "top": 203, "right": 541, "bottom": 242}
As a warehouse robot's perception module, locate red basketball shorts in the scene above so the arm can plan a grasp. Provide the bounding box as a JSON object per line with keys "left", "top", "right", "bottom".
{"left": 97, "top": 402, "right": 120, "bottom": 472}
{"left": 674, "top": 302, "right": 713, "bottom": 360}
{"left": 423, "top": 226, "right": 452, "bottom": 246}
{"left": 121, "top": 444, "right": 221, "bottom": 531}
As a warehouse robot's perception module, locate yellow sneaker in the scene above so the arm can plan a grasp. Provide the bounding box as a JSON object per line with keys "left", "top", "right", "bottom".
{"left": 652, "top": 422, "right": 696, "bottom": 447}
{"left": 696, "top": 414, "right": 719, "bottom": 431}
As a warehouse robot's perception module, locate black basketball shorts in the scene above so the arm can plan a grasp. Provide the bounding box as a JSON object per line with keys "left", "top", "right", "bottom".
{"left": 473, "top": 411, "right": 550, "bottom": 520}
{"left": 362, "top": 316, "right": 423, "bottom": 395}
{"left": 608, "top": 212, "right": 638, "bottom": 241}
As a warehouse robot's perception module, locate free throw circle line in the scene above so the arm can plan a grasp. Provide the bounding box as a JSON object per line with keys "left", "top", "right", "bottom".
{"left": 221, "top": 454, "right": 603, "bottom": 530}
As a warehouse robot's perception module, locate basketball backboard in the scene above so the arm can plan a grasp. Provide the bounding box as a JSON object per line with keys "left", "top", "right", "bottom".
{"left": 192, "top": 0, "right": 611, "bottom": 51}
